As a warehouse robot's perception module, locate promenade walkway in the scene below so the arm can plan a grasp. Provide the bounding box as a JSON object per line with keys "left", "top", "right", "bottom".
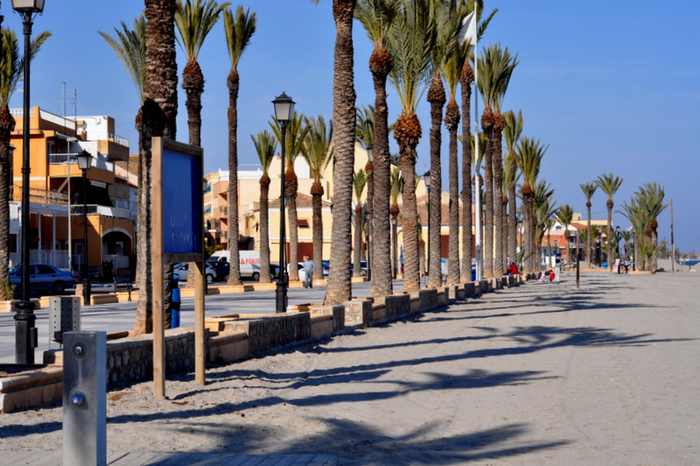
{"left": 1, "top": 271, "right": 698, "bottom": 465}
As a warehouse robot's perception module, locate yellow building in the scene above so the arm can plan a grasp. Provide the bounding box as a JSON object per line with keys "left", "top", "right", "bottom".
{"left": 10, "top": 107, "right": 136, "bottom": 278}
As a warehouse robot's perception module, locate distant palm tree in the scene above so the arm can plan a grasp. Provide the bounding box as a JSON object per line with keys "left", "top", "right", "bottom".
{"left": 619, "top": 199, "right": 645, "bottom": 270}
{"left": 514, "top": 136, "right": 547, "bottom": 273}
{"left": 388, "top": 0, "right": 436, "bottom": 292}
{"left": 390, "top": 166, "right": 403, "bottom": 278}
{"left": 502, "top": 109, "right": 523, "bottom": 265}
{"left": 477, "top": 43, "right": 518, "bottom": 278}
{"left": 175, "top": 0, "right": 229, "bottom": 147}
{"left": 355, "top": 105, "right": 375, "bottom": 283}
{"left": 634, "top": 182, "right": 667, "bottom": 271}
{"left": 270, "top": 112, "right": 309, "bottom": 281}
{"left": 534, "top": 180, "right": 555, "bottom": 269}
{"left": 251, "top": 131, "right": 276, "bottom": 283}
{"left": 222, "top": 5, "right": 256, "bottom": 286}
{"left": 596, "top": 173, "right": 623, "bottom": 271}
{"left": 301, "top": 115, "right": 333, "bottom": 279}
{"left": 355, "top": 0, "right": 398, "bottom": 296}
{"left": 136, "top": 0, "right": 179, "bottom": 336}
{"left": 0, "top": 27, "right": 51, "bottom": 300}
{"left": 579, "top": 181, "right": 597, "bottom": 267}
{"left": 318, "top": 0, "right": 357, "bottom": 306}
{"left": 556, "top": 204, "right": 574, "bottom": 266}
{"left": 352, "top": 169, "right": 368, "bottom": 278}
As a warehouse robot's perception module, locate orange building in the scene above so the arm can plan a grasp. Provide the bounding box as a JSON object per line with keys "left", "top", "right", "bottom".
{"left": 9, "top": 107, "right": 136, "bottom": 278}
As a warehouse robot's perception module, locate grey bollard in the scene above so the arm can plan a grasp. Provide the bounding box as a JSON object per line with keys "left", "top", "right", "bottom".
{"left": 63, "top": 331, "right": 107, "bottom": 466}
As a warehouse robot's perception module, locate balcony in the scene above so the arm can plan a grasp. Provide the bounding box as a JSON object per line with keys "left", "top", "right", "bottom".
{"left": 11, "top": 185, "right": 68, "bottom": 205}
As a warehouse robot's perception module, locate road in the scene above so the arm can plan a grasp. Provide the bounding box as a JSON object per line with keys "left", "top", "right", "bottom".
{"left": 0, "top": 279, "right": 384, "bottom": 364}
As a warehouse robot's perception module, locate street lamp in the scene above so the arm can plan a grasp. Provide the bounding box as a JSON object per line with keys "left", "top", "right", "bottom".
{"left": 77, "top": 150, "right": 92, "bottom": 306}
{"left": 366, "top": 145, "right": 373, "bottom": 281}
{"left": 272, "top": 92, "right": 295, "bottom": 314}
{"left": 423, "top": 171, "right": 431, "bottom": 281}
{"left": 13, "top": 0, "right": 45, "bottom": 365}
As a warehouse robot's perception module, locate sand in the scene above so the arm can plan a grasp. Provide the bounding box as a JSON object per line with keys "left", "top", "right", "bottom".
{"left": 1, "top": 271, "right": 698, "bottom": 465}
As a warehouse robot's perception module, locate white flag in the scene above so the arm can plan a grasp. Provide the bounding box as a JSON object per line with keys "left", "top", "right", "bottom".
{"left": 458, "top": 11, "right": 477, "bottom": 47}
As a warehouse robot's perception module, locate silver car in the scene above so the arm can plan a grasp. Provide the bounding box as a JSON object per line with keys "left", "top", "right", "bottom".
{"left": 9, "top": 264, "right": 75, "bottom": 296}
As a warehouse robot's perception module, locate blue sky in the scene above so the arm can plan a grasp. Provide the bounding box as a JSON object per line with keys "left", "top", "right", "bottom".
{"left": 3, "top": 1, "right": 698, "bottom": 253}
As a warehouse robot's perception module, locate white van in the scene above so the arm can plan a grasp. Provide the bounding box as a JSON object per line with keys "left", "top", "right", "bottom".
{"left": 209, "top": 250, "right": 262, "bottom": 280}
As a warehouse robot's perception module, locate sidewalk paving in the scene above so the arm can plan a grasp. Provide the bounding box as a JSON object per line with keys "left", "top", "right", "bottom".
{"left": 1, "top": 271, "right": 698, "bottom": 465}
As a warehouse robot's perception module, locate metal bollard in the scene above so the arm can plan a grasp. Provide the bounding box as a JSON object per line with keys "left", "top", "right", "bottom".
{"left": 63, "top": 331, "right": 106, "bottom": 466}
{"left": 171, "top": 279, "right": 181, "bottom": 328}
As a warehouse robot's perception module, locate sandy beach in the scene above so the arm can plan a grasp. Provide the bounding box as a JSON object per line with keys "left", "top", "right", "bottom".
{"left": 1, "top": 270, "right": 698, "bottom": 465}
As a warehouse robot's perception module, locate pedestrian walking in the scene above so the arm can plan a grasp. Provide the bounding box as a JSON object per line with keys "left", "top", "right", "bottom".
{"left": 302, "top": 256, "right": 315, "bottom": 289}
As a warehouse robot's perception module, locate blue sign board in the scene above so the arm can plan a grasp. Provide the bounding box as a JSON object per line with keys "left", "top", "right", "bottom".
{"left": 162, "top": 147, "right": 203, "bottom": 255}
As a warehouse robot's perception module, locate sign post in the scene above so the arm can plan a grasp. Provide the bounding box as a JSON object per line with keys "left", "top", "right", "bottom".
{"left": 152, "top": 138, "right": 205, "bottom": 397}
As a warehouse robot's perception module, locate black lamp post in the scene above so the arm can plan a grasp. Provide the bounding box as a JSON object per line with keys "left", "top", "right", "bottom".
{"left": 273, "top": 92, "right": 294, "bottom": 314}
{"left": 423, "top": 171, "right": 431, "bottom": 280}
{"left": 366, "top": 145, "right": 373, "bottom": 281}
{"left": 77, "top": 150, "right": 92, "bottom": 305}
{"left": 13, "top": 0, "right": 45, "bottom": 365}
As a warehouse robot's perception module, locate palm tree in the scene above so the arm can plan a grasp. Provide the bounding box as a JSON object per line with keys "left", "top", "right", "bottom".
{"left": 596, "top": 173, "right": 623, "bottom": 271}
{"left": 222, "top": 5, "right": 255, "bottom": 286}
{"left": 99, "top": 17, "right": 146, "bottom": 104}
{"left": 175, "top": 0, "right": 229, "bottom": 147}
{"left": 533, "top": 180, "right": 555, "bottom": 269}
{"left": 556, "top": 204, "right": 574, "bottom": 267}
{"left": 578, "top": 182, "right": 596, "bottom": 267}
{"left": 634, "top": 182, "right": 667, "bottom": 271}
{"left": 390, "top": 165, "right": 403, "bottom": 278}
{"left": 318, "top": 0, "right": 357, "bottom": 306}
{"left": 0, "top": 27, "right": 50, "bottom": 300}
{"left": 388, "top": 0, "right": 436, "bottom": 292}
{"left": 514, "top": 136, "right": 547, "bottom": 274}
{"left": 502, "top": 109, "right": 522, "bottom": 265}
{"left": 459, "top": 0, "right": 497, "bottom": 282}
{"left": 477, "top": 43, "right": 518, "bottom": 278}
{"left": 355, "top": 105, "right": 375, "bottom": 283}
{"left": 251, "top": 131, "right": 276, "bottom": 283}
{"left": 135, "top": 0, "right": 179, "bottom": 336}
{"left": 270, "top": 112, "right": 309, "bottom": 282}
{"left": 355, "top": 0, "right": 399, "bottom": 296}
{"left": 352, "top": 169, "right": 368, "bottom": 278}
{"left": 301, "top": 115, "right": 334, "bottom": 280}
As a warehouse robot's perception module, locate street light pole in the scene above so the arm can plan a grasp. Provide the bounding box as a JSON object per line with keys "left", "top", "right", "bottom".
{"left": 366, "top": 145, "right": 373, "bottom": 282}
{"left": 13, "top": 0, "right": 45, "bottom": 365}
{"left": 273, "top": 93, "right": 295, "bottom": 314}
{"left": 77, "top": 150, "right": 92, "bottom": 305}
{"left": 423, "top": 171, "right": 431, "bottom": 284}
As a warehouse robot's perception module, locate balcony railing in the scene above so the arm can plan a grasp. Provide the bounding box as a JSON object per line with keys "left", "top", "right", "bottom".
{"left": 11, "top": 185, "right": 69, "bottom": 205}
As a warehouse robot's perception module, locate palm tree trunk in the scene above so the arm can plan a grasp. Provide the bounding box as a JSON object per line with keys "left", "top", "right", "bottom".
{"left": 0, "top": 106, "right": 15, "bottom": 300}
{"left": 311, "top": 183, "right": 324, "bottom": 283}
{"left": 427, "top": 74, "right": 445, "bottom": 288}
{"left": 227, "top": 69, "right": 242, "bottom": 285}
{"left": 369, "top": 45, "right": 392, "bottom": 297}
{"left": 136, "top": 0, "right": 178, "bottom": 336}
{"left": 508, "top": 162, "right": 518, "bottom": 265}
{"left": 482, "top": 125, "right": 494, "bottom": 278}
{"left": 183, "top": 60, "right": 203, "bottom": 147}
{"left": 460, "top": 65, "right": 473, "bottom": 282}
{"left": 286, "top": 173, "right": 299, "bottom": 281}
{"left": 399, "top": 141, "right": 420, "bottom": 292}
{"left": 492, "top": 119, "right": 505, "bottom": 276}
{"left": 445, "top": 99, "right": 460, "bottom": 285}
{"left": 259, "top": 176, "right": 272, "bottom": 283}
{"left": 324, "top": 0, "right": 356, "bottom": 306}
{"left": 354, "top": 205, "right": 363, "bottom": 278}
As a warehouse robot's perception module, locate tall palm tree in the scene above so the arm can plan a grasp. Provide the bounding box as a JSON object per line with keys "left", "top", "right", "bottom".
{"left": 355, "top": 0, "right": 399, "bottom": 296}
{"left": 352, "top": 169, "right": 368, "bottom": 278}
{"left": 459, "top": 0, "right": 497, "bottom": 283}
{"left": 477, "top": 43, "right": 518, "bottom": 278}
{"left": 136, "top": 0, "right": 179, "bottom": 336}
{"left": 619, "top": 198, "right": 646, "bottom": 270}
{"left": 301, "top": 115, "right": 333, "bottom": 279}
{"left": 556, "top": 204, "right": 574, "bottom": 266}
{"left": 514, "top": 136, "right": 547, "bottom": 274}
{"left": 270, "top": 112, "right": 309, "bottom": 281}
{"left": 222, "top": 5, "right": 255, "bottom": 286}
{"left": 579, "top": 181, "right": 597, "bottom": 267}
{"left": 355, "top": 105, "right": 375, "bottom": 283}
{"left": 502, "top": 109, "right": 522, "bottom": 265}
{"left": 0, "top": 27, "right": 50, "bottom": 300}
{"left": 442, "top": 17, "right": 465, "bottom": 285}
{"left": 318, "top": 0, "right": 357, "bottom": 306}
{"left": 251, "top": 131, "right": 276, "bottom": 283}
{"left": 596, "top": 173, "right": 623, "bottom": 271}
{"left": 388, "top": 0, "right": 436, "bottom": 292}
{"left": 175, "top": 0, "right": 229, "bottom": 147}
{"left": 390, "top": 165, "right": 403, "bottom": 278}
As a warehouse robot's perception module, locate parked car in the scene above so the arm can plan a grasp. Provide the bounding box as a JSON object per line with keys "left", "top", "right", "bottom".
{"left": 9, "top": 264, "right": 75, "bottom": 296}
{"left": 205, "top": 260, "right": 230, "bottom": 282}
{"left": 173, "top": 262, "right": 217, "bottom": 283}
